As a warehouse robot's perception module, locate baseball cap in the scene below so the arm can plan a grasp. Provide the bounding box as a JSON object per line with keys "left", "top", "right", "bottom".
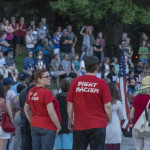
{"left": 18, "top": 73, "right": 27, "bottom": 80}
{"left": 3, "top": 78, "right": 13, "bottom": 85}
{"left": 63, "top": 29, "right": 67, "bottom": 33}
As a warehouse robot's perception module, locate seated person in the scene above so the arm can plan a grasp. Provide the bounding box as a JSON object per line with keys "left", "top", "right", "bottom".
{"left": 23, "top": 51, "right": 35, "bottom": 76}
{"left": 72, "top": 54, "right": 81, "bottom": 76}
{"left": 36, "top": 38, "right": 51, "bottom": 70}
{"left": 0, "top": 31, "right": 11, "bottom": 55}
{"left": 61, "top": 53, "right": 71, "bottom": 76}
{"left": 34, "top": 50, "right": 46, "bottom": 70}
{"left": 0, "top": 51, "right": 16, "bottom": 81}
{"left": 5, "top": 51, "right": 18, "bottom": 81}
{"left": 51, "top": 54, "right": 65, "bottom": 88}
{"left": 107, "top": 65, "right": 118, "bottom": 84}
{"left": 111, "top": 57, "right": 119, "bottom": 75}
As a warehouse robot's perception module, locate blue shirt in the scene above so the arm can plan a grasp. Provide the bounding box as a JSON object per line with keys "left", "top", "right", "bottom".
{"left": 24, "top": 57, "right": 35, "bottom": 70}
{"left": 35, "top": 45, "right": 51, "bottom": 55}
{"left": 53, "top": 36, "right": 60, "bottom": 49}
{"left": 72, "top": 61, "right": 80, "bottom": 72}
{"left": 10, "top": 82, "right": 20, "bottom": 95}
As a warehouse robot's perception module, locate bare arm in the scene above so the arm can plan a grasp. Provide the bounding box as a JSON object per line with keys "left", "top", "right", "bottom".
{"left": 72, "top": 63, "right": 77, "bottom": 73}
{"left": 67, "top": 102, "right": 74, "bottom": 130}
{"left": 47, "top": 102, "right": 61, "bottom": 133}
{"left": 6, "top": 100, "right": 13, "bottom": 123}
{"left": 104, "top": 102, "right": 112, "bottom": 124}
{"left": 80, "top": 27, "right": 85, "bottom": 36}
{"left": 148, "top": 109, "right": 150, "bottom": 122}
{"left": 73, "top": 37, "right": 77, "bottom": 46}
{"left": 24, "top": 103, "right": 31, "bottom": 123}
{"left": 53, "top": 39, "right": 59, "bottom": 45}
{"left": 130, "top": 106, "right": 135, "bottom": 123}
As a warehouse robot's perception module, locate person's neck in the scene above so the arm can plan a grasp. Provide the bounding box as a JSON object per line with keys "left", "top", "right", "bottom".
{"left": 86, "top": 72, "right": 97, "bottom": 76}
{"left": 36, "top": 84, "right": 45, "bottom": 87}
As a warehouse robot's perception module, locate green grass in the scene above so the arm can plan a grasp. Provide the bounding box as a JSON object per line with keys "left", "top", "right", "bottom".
{"left": 14, "top": 49, "right": 26, "bottom": 72}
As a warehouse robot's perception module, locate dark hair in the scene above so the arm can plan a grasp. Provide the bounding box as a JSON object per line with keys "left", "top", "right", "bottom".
{"left": 0, "top": 74, "right": 3, "bottom": 81}
{"left": 84, "top": 56, "right": 99, "bottom": 73}
{"left": 108, "top": 82, "right": 120, "bottom": 103}
{"left": 0, "top": 84, "right": 4, "bottom": 98}
{"left": 110, "top": 65, "right": 115, "bottom": 70}
{"left": 34, "top": 69, "right": 48, "bottom": 83}
{"left": 129, "top": 70, "right": 134, "bottom": 75}
{"left": 17, "top": 84, "right": 26, "bottom": 93}
{"left": 60, "top": 77, "right": 73, "bottom": 92}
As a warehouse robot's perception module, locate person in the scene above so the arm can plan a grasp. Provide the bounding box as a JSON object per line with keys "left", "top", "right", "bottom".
{"left": 4, "top": 20, "right": 14, "bottom": 46}
{"left": 34, "top": 50, "right": 46, "bottom": 70}
{"left": 93, "top": 37, "right": 102, "bottom": 62}
{"left": 56, "top": 26, "right": 63, "bottom": 38}
{"left": 98, "top": 32, "right": 105, "bottom": 62}
{"left": 60, "top": 29, "right": 73, "bottom": 61}
{"left": 127, "top": 70, "right": 136, "bottom": 104}
{"left": 25, "top": 27, "right": 36, "bottom": 53}
{"left": 37, "top": 22, "right": 46, "bottom": 43}
{"left": 101, "top": 57, "right": 110, "bottom": 78}
{"left": 24, "top": 69, "right": 61, "bottom": 150}
{"left": 67, "top": 56, "right": 112, "bottom": 150}
{"left": 80, "top": 26, "right": 91, "bottom": 61}
{"left": 138, "top": 40, "right": 149, "bottom": 72}
{"left": 61, "top": 54, "right": 71, "bottom": 77}
{"left": 107, "top": 65, "right": 118, "bottom": 84}
{"left": 0, "top": 32, "right": 10, "bottom": 55}
{"left": 105, "top": 82, "right": 123, "bottom": 150}
{"left": 55, "top": 77, "right": 73, "bottom": 150}
{"left": 10, "top": 72, "right": 27, "bottom": 95}
{"left": 12, "top": 84, "right": 26, "bottom": 150}
{"left": 20, "top": 74, "right": 35, "bottom": 150}
{"left": 0, "top": 80, "right": 13, "bottom": 150}
{"left": 53, "top": 31, "right": 60, "bottom": 54}
{"left": 67, "top": 25, "right": 77, "bottom": 58}
{"left": 72, "top": 54, "right": 81, "bottom": 77}
{"left": 23, "top": 51, "right": 35, "bottom": 76}
{"left": 15, "top": 17, "right": 26, "bottom": 56}
{"left": 0, "top": 51, "right": 15, "bottom": 80}
{"left": 5, "top": 51, "right": 18, "bottom": 81}
{"left": 111, "top": 57, "right": 119, "bottom": 76}
{"left": 130, "top": 76, "right": 150, "bottom": 150}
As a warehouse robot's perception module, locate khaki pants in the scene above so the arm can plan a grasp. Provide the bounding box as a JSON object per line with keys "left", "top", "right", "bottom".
{"left": 132, "top": 129, "right": 150, "bottom": 150}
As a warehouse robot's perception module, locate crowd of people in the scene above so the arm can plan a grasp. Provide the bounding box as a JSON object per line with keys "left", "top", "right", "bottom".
{"left": 0, "top": 16, "right": 150, "bottom": 150}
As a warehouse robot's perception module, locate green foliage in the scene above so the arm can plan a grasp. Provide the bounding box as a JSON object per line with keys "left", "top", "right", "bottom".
{"left": 50, "top": 0, "right": 150, "bottom": 27}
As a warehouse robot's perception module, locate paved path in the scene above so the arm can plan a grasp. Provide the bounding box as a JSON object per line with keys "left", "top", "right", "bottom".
{"left": 9, "top": 136, "right": 135, "bottom": 150}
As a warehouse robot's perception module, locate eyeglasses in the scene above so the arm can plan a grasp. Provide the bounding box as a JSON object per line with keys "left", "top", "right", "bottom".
{"left": 41, "top": 75, "right": 51, "bottom": 79}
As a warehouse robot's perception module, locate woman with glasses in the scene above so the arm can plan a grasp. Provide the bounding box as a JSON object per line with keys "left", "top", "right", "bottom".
{"left": 24, "top": 69, "right": 61, "bottom": 150}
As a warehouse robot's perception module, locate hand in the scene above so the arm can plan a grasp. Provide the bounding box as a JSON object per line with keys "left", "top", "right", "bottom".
{"left": 56, "top": 126, "right": 61, "bottom": 137}
{"left": 68, "top": 118, "right": 73, "bottom": 131}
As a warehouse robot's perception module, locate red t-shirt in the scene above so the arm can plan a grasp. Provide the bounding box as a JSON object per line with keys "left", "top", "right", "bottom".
{"left": 66, "top": 75, "right": 112, "bottom": 130}
{"left": 132, "top": 95, "right": 150, "bottom": 127}
{"left": 26, "top": 86, "right": 61, "bottom": 130}
{"left": 17, "top": 23, "right": 26, "bottom": 36}
{"left": 11, "top": 23, "right": 18, "bottom": 36}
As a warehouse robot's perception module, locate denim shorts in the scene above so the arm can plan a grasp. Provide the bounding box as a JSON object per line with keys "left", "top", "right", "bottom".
{"left": 128, "top": 87, "right": 136, "bottom": 95}
{"left": 31, "top": 127, "right": 56, "bottom": 150}
{"left": 140, "top": 59, "right": 148, "bottom": 64}
{"left": 55, "top": 133, "right": 73, "bottom": 149}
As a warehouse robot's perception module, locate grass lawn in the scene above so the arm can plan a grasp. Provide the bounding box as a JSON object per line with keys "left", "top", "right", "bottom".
{"left": 14, "top": 49, "right": 26, "bottom": 72}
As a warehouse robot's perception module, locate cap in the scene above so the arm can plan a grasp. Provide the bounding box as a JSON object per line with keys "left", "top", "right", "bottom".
{"left": 63, "top": 29, "right": 67, "bottom": 33}
{"left": 3, "top": 78, "right": 13, "bottom": 85}
{"left": 18, "top": 73, "right": 27, "bottom": 80}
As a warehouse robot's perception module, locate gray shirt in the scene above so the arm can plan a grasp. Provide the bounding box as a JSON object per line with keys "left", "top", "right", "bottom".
{"left": 5, "top": 57, "right": 15, "bottom": 66}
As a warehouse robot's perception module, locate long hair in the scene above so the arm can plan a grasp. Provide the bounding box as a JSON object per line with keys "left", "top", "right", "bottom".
{"left": 4, "top": 84, "right": 11, "bottom": 98}
{"left": 138, "top": 88, "right": 150, "bottom": 96}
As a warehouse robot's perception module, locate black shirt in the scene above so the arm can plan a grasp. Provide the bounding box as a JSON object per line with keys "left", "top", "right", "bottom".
{"left": 93, "top": 44, "right": 101, "bottom": 59}
{"left": 127, "top": 77, "right": 136, "bottom": 89}
{"left": 107, "top": 73, "right": 118, "bottom": 84}
{"left": 56, "top": 92, "right": 70, "bottom": 134}
{"left": 60, "top": 36, "right": 72, "bottom": 53}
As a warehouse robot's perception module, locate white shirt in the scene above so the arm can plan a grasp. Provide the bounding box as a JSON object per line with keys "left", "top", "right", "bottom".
{"left": 25, "top": 34, "right": 35, "bottom": 48}
{"left": 0, "top": 57, "right": 6, "bottom": 67}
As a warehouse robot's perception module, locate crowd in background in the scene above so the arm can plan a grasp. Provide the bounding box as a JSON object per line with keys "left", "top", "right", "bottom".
{"left": 0, "top": 16, "right": 150, "bottom": 150}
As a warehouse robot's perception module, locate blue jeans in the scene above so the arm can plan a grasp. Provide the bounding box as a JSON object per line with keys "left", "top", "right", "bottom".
{"left": 31, "top": 127, "right": 56, "bottom": 150}
{"left": 80, "top": 51, "right": 86, "bottom": 61}
{"left": 73, "top": 128, "right": 106, "bottom": 150}
{"left": 101, "top": 52, "right": 104, "bottom": 62}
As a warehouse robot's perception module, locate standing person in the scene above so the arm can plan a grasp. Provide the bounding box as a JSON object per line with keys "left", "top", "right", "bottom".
{"left": 55, "top": 77, "right": 73, "bottom": 150}
{"left": 101, "top": 57, "right": 110, "bottom": 78}
{"left": 0, "top": 82, "right": 13, "bottom": 150}
{"left": 130, "top": 76, "right": 150, "bottom": 150}
{"left": 10, "top": 17, "right": 18, "bottom": 54}
{"left": 93, "top": 38, "right": 102, "bottom": 62}
{"left": 4, "top": 20, "right": 14, "bottom": 46}
{"left": 80, "top": 26, "right": 91, "bottom": 61}
{"left": 111, "top": 57, "right": 119, "bottom": 76}
{"left": 67, "top": 25, "right": 77, "bottom": 58}
{"left": 67, "top": 56, "right": 112, "bottom": 150}
{"left": 98, "top": 32, "right": 105, "bottom": 62}
{"left": 24, "top": 69, "right": 61, "bottom": 150}
{"left": 53, "top": 31, "right": 60, "bottom": 54}
{"left": 105, "top": 82, "right": 123, "bottom": 150}
{"left": 60, "top": 29, "right": 72, "bottom": 61}
{"left": 16, "top": 17, "right": 26, "bottom": 56}
{"left": 138, "top": 40, "right": 149, "bottom": 72}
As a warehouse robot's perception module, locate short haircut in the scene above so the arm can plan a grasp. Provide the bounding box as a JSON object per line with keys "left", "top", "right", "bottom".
{"left": 84, "top": 56, "right": 99, "bottom": 73}
{"left": 110, "top": 65, "right": 115, "bottom": 70}
{"left": 17, "top": 84, "right": 26, "bottom": 93}
{"left": 60, "top": 77, "right": 73, "bottom": 92}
